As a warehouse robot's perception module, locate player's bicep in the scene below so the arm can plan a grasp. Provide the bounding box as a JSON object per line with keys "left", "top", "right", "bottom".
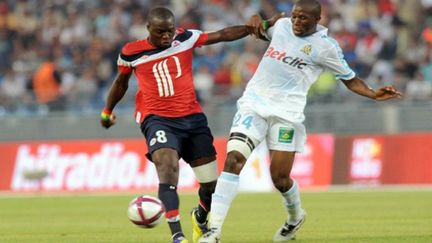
{"left": 112, "top": 72, "right": 132, "bottom": 90}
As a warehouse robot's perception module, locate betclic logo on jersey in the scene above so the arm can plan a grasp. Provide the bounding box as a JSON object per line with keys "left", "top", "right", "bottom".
{"left": 264, "top": 46, "right": 308, "bottom": 69}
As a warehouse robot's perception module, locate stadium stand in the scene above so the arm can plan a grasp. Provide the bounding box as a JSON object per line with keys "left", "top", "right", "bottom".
{"left": 0, "top": 0, "right": 430, "bottom": 120}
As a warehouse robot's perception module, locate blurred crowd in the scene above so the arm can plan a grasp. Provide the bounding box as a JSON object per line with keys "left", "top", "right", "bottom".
{"left": 0, "top": 0, "right": 431, "bottom": 115}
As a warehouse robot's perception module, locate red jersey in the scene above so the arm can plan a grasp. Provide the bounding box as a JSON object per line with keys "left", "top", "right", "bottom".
{"left": 117, "top": 28, "right": 209, "bottom": 123}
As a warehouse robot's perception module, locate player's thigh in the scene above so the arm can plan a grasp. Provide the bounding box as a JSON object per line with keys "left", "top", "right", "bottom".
{"left": 182, "top": 114, "right": 216, "bottom": 165}
{"left": 141, "top": 116, "right": 181, "bottom": 162}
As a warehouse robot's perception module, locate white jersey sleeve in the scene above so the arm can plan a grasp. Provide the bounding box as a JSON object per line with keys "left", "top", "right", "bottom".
{"left": 317, "top": 37, "right": 355, "bottom": 80}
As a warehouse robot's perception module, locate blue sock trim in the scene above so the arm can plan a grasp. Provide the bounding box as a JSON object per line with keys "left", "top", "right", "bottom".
{"left": 220, "top": 172, "right": 239, "bottom": 182}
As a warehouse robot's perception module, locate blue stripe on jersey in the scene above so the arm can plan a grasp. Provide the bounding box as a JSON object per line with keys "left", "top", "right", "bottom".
{"left": 336, "top": 71, "right": 355, "bottom": 80}
{"left": 175, "top": 30, "right": 193, "bottom": 42}
{"left": 120, "top": 48, "right": 164, "bottom": 62}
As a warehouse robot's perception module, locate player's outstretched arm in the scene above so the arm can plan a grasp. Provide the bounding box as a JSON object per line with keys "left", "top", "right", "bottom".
{"left": 204, "top": 25, "right": 253, "bottom": 45}
{"left": 100, "top": 72, "right": 132, "bottom": 129}
{"left": 342, "top": 77, "right": 402, "bottom": 101}
{"left": 204, "top": 12, "right": 285, "bottom": 45}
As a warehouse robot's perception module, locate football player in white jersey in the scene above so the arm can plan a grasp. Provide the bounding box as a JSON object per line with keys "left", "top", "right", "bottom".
{"left": 198, "top": 0, "right": 402, "bottom": 242}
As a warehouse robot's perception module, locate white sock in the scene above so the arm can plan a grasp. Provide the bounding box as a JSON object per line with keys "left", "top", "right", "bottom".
{"left": 208, "top": 172, "right": 240, "bottom": 232}
{"left": 281, "top": 180, "right": 303, "bottom": 224}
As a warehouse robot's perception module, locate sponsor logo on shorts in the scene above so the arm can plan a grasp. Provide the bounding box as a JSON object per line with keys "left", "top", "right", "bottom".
{"left": 278, "top": 128, "right": 294, "bottom": 143}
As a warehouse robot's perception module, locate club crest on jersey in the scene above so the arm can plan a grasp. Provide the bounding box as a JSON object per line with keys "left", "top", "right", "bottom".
{"left": 300, "top": 44, "right": 312, "bottom": 55}
{"left": 278, "top": 127, "right": 294, "bottom": 143}
{"left": 172, "top": 40, "right": 180, "bottom": 47}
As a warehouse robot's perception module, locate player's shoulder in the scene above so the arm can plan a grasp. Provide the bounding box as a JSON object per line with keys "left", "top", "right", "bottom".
{"left": 273, "top": 17, "right": 291, "bottom": 29}
{"left": 174, "top": 28, "right": 194, "bottom": 42}
{"left": 318, "top": 34, "right": 342, "bottom": 51}
{"left": 121, "top": 39, "right": 155, "bottom": 56}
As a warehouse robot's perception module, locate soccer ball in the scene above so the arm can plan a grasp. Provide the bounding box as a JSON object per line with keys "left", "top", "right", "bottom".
{"left": 127, "top": 195, "right": 165, "bottom": 228}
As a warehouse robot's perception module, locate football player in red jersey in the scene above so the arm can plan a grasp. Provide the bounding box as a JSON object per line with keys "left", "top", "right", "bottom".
{"left": 100, "top": 7, "right": 261, "bottom": 243}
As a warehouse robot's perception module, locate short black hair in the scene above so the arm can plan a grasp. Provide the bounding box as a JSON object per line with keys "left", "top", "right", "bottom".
{"left": 295, "top": 0, "right": 321, "bottom": 18}
{"left": 147, "top": 7, "right": 174, "bottom": 24}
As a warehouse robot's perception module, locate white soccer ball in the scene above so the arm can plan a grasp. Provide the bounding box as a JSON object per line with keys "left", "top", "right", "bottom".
{"left": 127, "top": 195, "right": 165, "bottom": 228}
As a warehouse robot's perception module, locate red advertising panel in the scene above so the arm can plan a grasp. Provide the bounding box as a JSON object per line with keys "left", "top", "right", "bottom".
{"left": 381, "top": 133, "right": 432, "bottom": 184}
{"left": 344, "top": 133, "right": 432, "bottom": 185}
{"left": 0, "top": 140, "right": 199, "bottom": 192}
{"left": 292, "top": 134, "right": 335, "bottom": 188}
{"left": 349, "top": 137, "right": 385, "bottom": 185}
{"left": 0, "top": 134, "right": 335, "bottom": 192}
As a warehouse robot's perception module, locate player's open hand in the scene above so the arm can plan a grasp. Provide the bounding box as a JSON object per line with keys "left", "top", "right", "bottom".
{"left": 100, "top": 112, "right": 116, "bottom": 129}
{"left": 375, "top": 86, "right": 402, "bottom": 101}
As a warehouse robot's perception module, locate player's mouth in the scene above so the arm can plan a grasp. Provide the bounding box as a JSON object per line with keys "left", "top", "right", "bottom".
{"left": 160, "top": 41, "right": 172, "bottom": 47}
{"left": 293, "top": 26, "right": 303, "bottom": 34}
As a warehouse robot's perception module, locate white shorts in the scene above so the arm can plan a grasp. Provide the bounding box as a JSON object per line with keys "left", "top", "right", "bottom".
{"left": 229, "top": 100, "right": 306, "bottom": 152}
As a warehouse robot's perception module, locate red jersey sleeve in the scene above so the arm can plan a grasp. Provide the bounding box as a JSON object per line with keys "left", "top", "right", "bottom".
{"left": 116, "top": 43, "right": 136, "bottom": 74}
{"left": 117, "top": 63, "right": 133, "bottom": 74}
{"left": 194, "top": 32, "right": 209, "bottom": 48}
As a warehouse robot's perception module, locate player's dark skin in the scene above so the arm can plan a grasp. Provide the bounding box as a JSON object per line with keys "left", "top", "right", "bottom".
{"left": 223, "top": 0, "right": 402, "bottom": 193}
{"left": 101, "top": 14, "right": 258, "bottom": 191}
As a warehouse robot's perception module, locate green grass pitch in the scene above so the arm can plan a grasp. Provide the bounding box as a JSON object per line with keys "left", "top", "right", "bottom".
{"left": 0, "top": 189, "right": 431, "bottom": 243}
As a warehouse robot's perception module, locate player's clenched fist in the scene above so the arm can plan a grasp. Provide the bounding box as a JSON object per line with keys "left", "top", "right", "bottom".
{"left": 100, "top": 108, "right": 116, "bottom": 129}
{"left": 246, "top": 12, "right": 286, "bottom": 40}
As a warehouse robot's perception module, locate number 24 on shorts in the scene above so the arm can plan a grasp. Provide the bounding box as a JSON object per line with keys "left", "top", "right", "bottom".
{"left": 232, "top": 114, "right": 253, "bottom": 129}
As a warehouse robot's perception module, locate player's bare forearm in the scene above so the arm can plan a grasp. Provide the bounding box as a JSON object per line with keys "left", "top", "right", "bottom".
{"left": 342, "top": 77, "right": 401, "bottom": 101}
{"left": 342, "top": 77, "right": 376, "bottom": 99}
{"left": 105, "top": 72, "right": 131, "bottom": 110}
{"left": 204, "top": 26, "right": 252, "bottom": 45}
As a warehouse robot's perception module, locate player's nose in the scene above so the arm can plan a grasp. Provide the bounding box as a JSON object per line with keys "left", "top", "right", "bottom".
{"left": 161, "top": 32, "right": 171, "bottom": 40}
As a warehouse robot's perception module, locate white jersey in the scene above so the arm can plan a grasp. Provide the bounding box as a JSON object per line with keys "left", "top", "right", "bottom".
{"left": 240, "top": 18, "right": 355, "bottom": 114}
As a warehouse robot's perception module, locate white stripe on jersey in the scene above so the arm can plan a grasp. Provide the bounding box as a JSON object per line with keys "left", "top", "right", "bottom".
{"left": 123, "top": 30, "right": 202, "bottom": 67}
{"left": 173, "top": 56, "right": 181, "bottom": 78}
{"left": 158, "top": 61, "right": 170, "bottom": 97}
{"left": 163, "top": 59, "right": 175, "bottom": 95}
{"left": 152, "top": 63, "right": 164, "bottom": 97}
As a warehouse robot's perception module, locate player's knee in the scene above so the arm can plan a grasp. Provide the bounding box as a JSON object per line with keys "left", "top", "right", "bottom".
{"left": 152, "top": 149, "right": 179, "bottom": 182}
{"left": 271, "top": 175, "right": 293, "bottom": 192}
{"left": 223, "top": 151, "right": 246, "bottom": 174}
